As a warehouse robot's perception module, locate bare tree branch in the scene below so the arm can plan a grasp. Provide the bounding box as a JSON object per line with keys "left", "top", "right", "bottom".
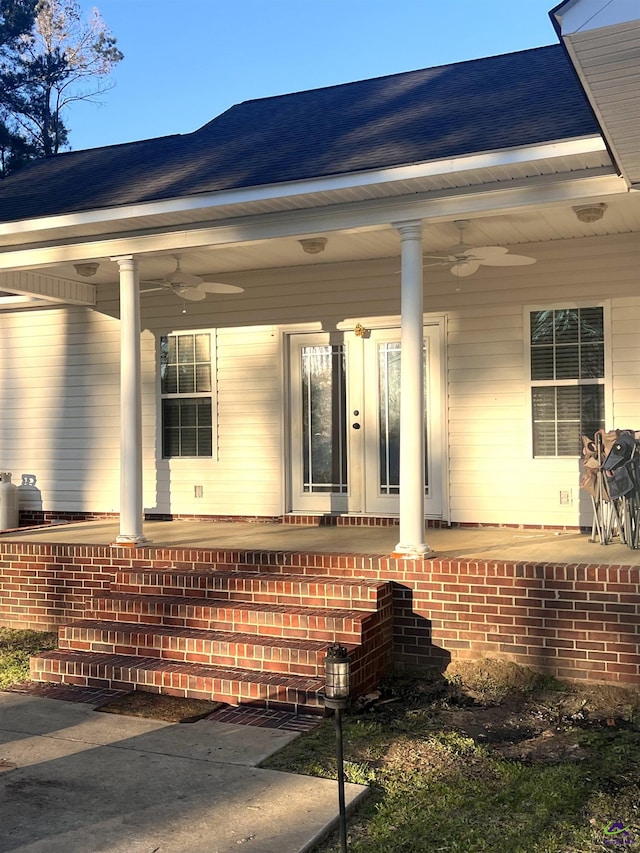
{"left": 0, "top": 0, "right": 123, "bottom": 168}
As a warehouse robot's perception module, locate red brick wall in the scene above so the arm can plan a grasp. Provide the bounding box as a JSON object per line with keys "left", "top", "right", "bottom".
{"left": 0, "top": 542, "right": 638, "bottom": 685}
{"left": 385, "top": 559, "right": 640, "bottom": 683}
{"left": 0, "top": 544, "right": 118, "bottom": 628}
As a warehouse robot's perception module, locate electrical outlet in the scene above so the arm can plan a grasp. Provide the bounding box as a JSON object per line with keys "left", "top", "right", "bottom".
{"left": 194, "top": 485, "right": 204, "bottom": 498}
{"left": 559, "top": 489, "right": 572, "bottom": 506}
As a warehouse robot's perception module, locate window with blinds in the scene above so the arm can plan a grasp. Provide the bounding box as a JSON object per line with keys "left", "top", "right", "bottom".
{"left": 160, "top": 332, "right": 213, "bottom": 458}
{"left": 530, "top": 307, "right": 605, "bottom": 457}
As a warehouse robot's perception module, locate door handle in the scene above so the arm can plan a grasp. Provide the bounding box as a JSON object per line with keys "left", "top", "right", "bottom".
{"left": 352, "top": 423, "right": 361, "bottom": 430}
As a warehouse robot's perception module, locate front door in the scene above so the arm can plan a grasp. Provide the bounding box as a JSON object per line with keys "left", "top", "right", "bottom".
{"left": 289, "top": 324, "right": 442, "bottom": 516}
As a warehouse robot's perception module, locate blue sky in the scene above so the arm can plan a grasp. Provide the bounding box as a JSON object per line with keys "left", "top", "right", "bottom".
{"left": 70, "top": 0, "right": 560, "bottom": 151}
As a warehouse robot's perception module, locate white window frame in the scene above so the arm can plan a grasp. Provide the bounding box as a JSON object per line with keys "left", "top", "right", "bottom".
{"left": 159, "top": 329, "right": 217, "bottom": 460}
{"left": 525, "top": 301, "right": 611, "bottom": 459}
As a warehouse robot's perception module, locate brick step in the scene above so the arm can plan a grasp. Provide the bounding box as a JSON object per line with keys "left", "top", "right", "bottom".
{"left": 59, "top": 619, "right": 359, "bottom": 676}
{"left": 85, "top": 593, "right": 369, "bottom": 643}
{"left": 30, "top": 649, "right": 325, "bottom": 714}
{"left": 111, "top": 570, "right": 389, "bottom": 611}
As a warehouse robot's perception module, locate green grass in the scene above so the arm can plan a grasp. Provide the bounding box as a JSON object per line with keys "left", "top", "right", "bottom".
{"left": 0, "top": 628, "right": 57, "bottom": 689}
{"left": 263, "top": 673, "right": 640, "bottom": 853}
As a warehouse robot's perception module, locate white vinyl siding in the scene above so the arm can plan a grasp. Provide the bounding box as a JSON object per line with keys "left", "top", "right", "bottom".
{"left": 611, "top": 298, "right": 640, "bottom": 426}
{"left": 0, "top": 307, "right": 123, "bottom": 512}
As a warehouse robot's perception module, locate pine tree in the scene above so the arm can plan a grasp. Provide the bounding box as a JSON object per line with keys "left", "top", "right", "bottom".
{"left": 0, "top": 0, "right": 38, "bottom": 175}
{"left": 0, "top": 0, "right": 123, "bottom": 175}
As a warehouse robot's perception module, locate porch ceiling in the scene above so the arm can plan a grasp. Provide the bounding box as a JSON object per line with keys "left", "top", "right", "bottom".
{"left": 5, "top": 186, "right": 637, "bottom": 293}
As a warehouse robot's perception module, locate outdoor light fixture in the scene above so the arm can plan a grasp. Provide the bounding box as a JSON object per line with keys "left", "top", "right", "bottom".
{"left": 324, "top": 643, "right": 351, "bottom": 852}
{"left": 572, "top": 203, "right": 607, "bottom": 223}
{"left": 73, "top": 262, "right": 100, "bottom": 277}
{"left": 324, "top": 642, "right": 351, "bottom": 708}
{"left": 298, "top": 237, "right": 328, "bottom": 254}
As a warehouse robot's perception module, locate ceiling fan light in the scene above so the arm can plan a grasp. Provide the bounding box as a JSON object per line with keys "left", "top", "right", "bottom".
{"left": 450, "top": 260, "right": 480, "bottom": 277}
{"left": 177, "top": 286, "right": 206, "bottom": 301}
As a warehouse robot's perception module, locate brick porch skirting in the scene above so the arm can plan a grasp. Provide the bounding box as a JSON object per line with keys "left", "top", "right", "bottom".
{"left": 1, "top": 542, "right": 638, "bottom": 686}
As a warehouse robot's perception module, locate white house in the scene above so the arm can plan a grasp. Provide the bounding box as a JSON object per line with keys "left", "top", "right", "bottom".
{"left": 0, "top": 0, "right": 638, "bottom": 556}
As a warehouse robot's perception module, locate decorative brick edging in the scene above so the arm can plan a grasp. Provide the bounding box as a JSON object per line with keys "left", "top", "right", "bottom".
{"left": 1, "top": 541, "right": 638, "bottom": 686}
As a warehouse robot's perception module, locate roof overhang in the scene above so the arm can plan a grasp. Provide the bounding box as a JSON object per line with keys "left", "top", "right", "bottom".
{"left": 0, "top": 135, "right": 611, "bottom": 252}
{"left": 551, "top": 0, "right": 640, "bottom": 188}
{"left": 0, "top": 168, "right": 627, "bottom": 275}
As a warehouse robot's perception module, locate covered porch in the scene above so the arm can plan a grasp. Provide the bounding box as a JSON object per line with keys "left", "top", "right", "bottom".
{"left": 2, "top": 516, "right": 640, "bottom": 566}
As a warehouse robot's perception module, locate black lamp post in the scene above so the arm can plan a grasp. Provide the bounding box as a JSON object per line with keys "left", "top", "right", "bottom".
{"left": 324, "top": 643, "right": 351, "bottom": 853}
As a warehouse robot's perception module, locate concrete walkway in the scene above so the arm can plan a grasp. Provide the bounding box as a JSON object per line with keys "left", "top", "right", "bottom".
{"left": 0, "top": 691, "right": 366, "bottom": 853}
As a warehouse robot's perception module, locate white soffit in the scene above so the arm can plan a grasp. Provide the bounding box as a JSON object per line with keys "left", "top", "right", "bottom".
{"left": 553, "top": 2, "right": 640, "bottom": 187}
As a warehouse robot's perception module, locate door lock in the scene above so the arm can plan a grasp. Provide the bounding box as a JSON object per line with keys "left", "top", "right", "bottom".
{"left": 352, "top": 422, "right": 361, "bottom": 429}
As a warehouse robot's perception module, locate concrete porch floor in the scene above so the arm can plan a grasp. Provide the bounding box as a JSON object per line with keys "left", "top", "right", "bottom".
{"left": 2, "top": 518, "right": 640, "bottom": 565}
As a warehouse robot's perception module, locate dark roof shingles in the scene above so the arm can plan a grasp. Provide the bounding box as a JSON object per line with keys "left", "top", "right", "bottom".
{"left": 0, "top": 44, "right": 598, "bottom": 223}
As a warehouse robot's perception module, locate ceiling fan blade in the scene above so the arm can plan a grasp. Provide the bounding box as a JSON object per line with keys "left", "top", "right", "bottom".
{"left": 199, "top": 281, "right": 245, "bottom": 294}
{"left": 450, "top": 260, "right": 480, "bottom": 277}
{"left": 468, "top": 245, "right": 536, "bottom": 267}
{"left": 480, "top": 253, "right": 536, "bottom": 267}
{"left": 468, "top": 245, "right": 510, "bottom": 260}
{"left": 177, "top": 286, "right": 206, "bottom": 301}
{"left": 139, "top": 286, "right": 163, "bottom": 294}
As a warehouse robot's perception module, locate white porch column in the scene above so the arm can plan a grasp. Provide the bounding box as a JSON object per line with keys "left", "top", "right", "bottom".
{"left": 112, "top": 255, "right": 147, "bottom": 546}
{"left": 393, "top": 220, "right": 431, "bottom": 557}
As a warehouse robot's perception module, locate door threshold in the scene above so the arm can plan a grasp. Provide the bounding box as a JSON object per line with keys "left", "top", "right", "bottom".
{"left": 283, "top": 513, "right": 400, "bottom": 527}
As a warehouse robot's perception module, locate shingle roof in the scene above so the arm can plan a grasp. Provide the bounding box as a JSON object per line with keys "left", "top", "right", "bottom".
{"left": 0, "top": 44, "right": 599, "bottom": 223}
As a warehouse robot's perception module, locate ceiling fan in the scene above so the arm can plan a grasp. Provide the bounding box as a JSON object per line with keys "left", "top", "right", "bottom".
{"left": 424, "top": 220, "right": 536, "bottom": 277}
{"left": 141, "top": 255, "right": 245, "bottom": 302}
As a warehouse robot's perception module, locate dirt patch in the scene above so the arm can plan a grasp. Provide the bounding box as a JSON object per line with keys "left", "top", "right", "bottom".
{"left": 444, "top": 658, "right": 544, "bottom": 701}
{"left": 96, "top": 691, "right": 224, "bottom": 723}
{"left": 361, "top": 658, "right": 640, "bottom": 766}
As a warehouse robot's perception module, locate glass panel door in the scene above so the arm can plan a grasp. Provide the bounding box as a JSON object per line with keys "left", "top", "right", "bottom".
{"left": 363, "top": 327, "right": 442, "bottom": 516}
{"left": 377, "top": 341, "right": 401, "bottom": 496}
{"left": 376, "top": 340, "right": 431, "bottom": 497}
{"left": 289, "top": 325, "right": 442, "bottom": 517}
{"left": 290, "top": 333, "right": 359, "bottom": 512}
{"left": 301, "top": 344, "right": 348, "bottom": 495}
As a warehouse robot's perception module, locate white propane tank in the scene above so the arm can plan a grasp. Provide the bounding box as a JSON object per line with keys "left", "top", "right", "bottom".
{"left": 0, "top": 472, "right": 19, "bottom": 530}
